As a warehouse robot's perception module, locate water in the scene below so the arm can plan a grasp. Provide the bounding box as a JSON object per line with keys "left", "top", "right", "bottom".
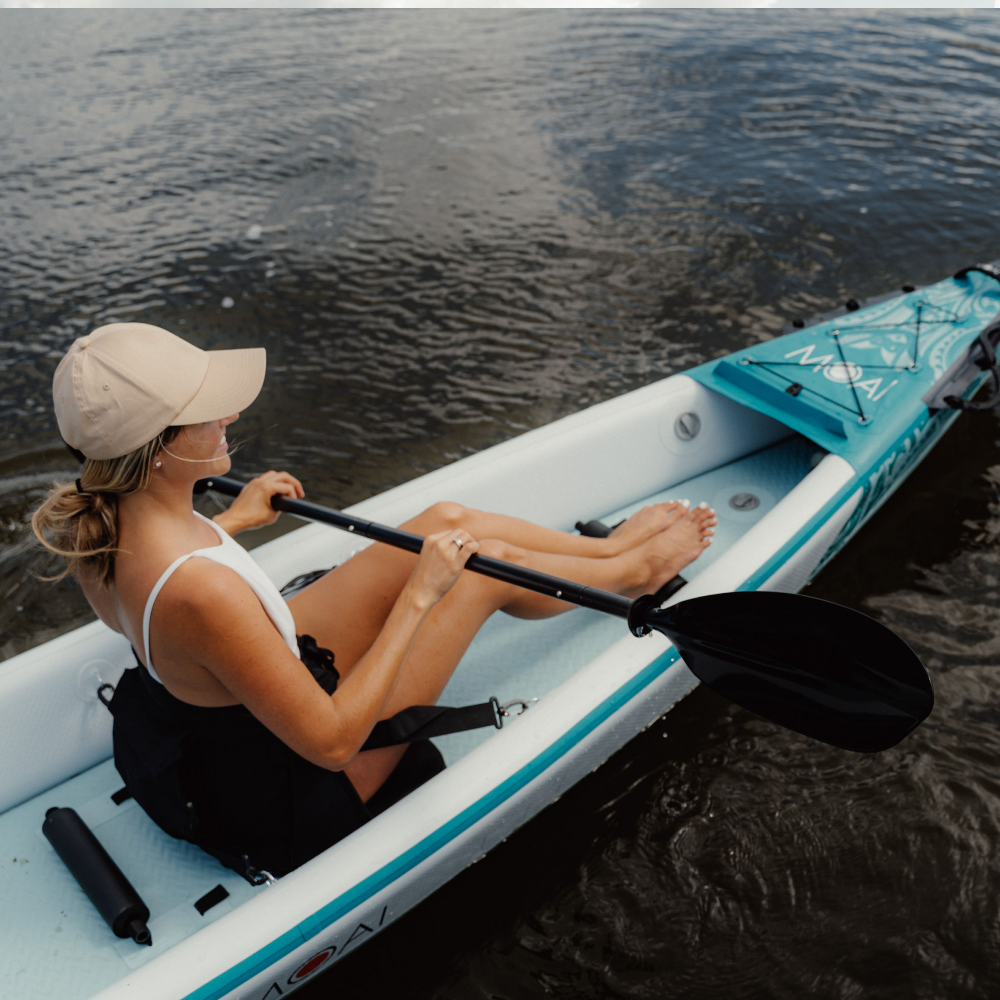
{"left": 3, "top": 10, "right": 1000, "bottom": 997}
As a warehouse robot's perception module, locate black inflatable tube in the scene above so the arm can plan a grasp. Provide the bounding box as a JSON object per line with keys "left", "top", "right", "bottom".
{"left": 43, "top": 807, "right": 152, "bottom": 946}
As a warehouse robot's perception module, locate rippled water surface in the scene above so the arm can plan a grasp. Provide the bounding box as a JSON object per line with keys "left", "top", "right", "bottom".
{"left": 4, "top": 10, "right": 1000, "bottom": 998}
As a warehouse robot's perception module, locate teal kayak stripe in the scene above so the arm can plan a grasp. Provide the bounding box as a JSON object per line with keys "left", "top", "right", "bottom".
{"left": 182, "top": 646, "right": 683, "bottom": 1000}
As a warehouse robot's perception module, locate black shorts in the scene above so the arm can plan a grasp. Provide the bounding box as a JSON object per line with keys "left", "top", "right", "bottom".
{"left": 110, "top": 635, "right": 442, "bottom": 878}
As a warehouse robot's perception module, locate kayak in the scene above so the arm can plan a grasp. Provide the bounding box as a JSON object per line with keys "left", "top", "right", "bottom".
{"left": 2, "top": 264, "right": 998, "bottom": 1000}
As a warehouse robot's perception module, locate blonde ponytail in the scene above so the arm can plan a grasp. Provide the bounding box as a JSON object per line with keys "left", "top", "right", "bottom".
{"left": 31, "top": 427, "right": 180, "bottom": 585}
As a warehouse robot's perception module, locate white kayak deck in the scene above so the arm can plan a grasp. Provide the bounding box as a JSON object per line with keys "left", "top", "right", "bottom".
{"left": 1, "top": 433, "right": 819, "bottom": 999}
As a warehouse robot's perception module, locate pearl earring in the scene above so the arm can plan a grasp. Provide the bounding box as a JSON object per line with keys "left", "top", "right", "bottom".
{"left": 155, "top": 461, "right": 161, "bottom": 468}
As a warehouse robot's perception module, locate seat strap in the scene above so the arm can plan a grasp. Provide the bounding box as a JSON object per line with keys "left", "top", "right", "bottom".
{"left": 98, "top": 674, "right": 510, "bottom": 751}
{"left": 361, "top": 700, "right": 502, "bottom": 751}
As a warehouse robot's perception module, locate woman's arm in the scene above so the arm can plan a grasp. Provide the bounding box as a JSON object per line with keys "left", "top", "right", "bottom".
{"left": 154, "top": 528, "right": 478, "bottom": 769}
{"left": 211, "top": 470, "right": 303, "bottom": 535}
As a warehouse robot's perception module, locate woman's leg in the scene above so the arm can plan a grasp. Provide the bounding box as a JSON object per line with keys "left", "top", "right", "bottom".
{"left": 339, "top": 560, "right": 517, "bottom": 800}
{"left": 292, "top": 508, "right": 715, "bottom": 800}
{"left": 417, "top": 500, "right": 695, "bottom": 558}
{"left": 288, "top": 502, "right": 715, "bottom": 669}
{"left": 369, "top": 513, "right": 714, "bottom": 702}
{"left": 338, "top": 512, "right": 710, "bottom": 799}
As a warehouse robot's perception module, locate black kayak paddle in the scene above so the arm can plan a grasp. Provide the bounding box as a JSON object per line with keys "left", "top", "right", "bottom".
{"left": 196, "top": 475, "right": 933, "bottom": 753}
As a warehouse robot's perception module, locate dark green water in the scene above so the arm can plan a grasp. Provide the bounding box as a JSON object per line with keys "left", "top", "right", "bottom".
{"left": 3, "top": 10, "right": 1000, "bottom": 998}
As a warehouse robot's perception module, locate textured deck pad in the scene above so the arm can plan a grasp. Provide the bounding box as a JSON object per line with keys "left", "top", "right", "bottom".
{"left": 0, "top": 758, "right": 260, "bottom": 999}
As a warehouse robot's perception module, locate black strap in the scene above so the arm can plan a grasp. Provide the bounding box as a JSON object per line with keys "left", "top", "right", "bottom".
{"left": 954, "top": 263, "right": 1000, "bottom": 286}
{"left": 294, "top": 634, "right": 503, "bottom": 749}
{"left": 361, "top": 700, "right": 501, "bottom": 751}
{"left": 98, "top": 672, "right": 503, "bottom": 751}
{"left": 280, "top": 568, "right": 334, "bottom": 599}
{"left": 950, "top": 268, "right": 1000, "bottom": 408}
{"left": 576, "top": 519, "right": 622, "bottom": 538}
{"left": 944, "top": 328, "right": 1000, "bottom": 411}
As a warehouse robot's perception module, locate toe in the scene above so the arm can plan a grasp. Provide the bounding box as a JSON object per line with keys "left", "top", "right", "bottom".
{"left": 659, "top": 502, "right": 685, "bottom": 525}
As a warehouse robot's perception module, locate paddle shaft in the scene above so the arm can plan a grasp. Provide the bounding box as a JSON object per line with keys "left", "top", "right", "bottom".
{"left": 196, "top": 476, "right": 634, "bottom": 620}
{"left": 194, "top": 475, "right": 935, "bottom": 752}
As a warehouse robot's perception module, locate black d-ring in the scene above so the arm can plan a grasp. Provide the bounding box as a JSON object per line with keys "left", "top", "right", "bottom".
{"left": 97, "top": 683, "right": 115, "bottom": 710}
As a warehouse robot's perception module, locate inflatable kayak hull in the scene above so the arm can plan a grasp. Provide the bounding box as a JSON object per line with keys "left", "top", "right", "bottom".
{"left": 1, "top": 266, "right": 998, "bottom": 1000}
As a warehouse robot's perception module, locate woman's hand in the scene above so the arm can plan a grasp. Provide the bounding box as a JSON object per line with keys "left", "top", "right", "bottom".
{"left": 406, "top": 529, "right": 480, "bottom": 610}
{"left": 212, "top": 470, "right": 304, "bottom": 535}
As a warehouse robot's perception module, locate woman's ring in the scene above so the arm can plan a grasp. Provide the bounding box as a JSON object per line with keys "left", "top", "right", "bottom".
{"left": 452, "top": 537, "right": 464, "bottom": 549}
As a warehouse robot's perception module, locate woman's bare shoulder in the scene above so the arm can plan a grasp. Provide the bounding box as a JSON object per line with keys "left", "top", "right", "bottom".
{"left": 151, "top": 556, "right": 298, "bottom": 669}
{"left": 145, "top": 557, "right": 299, "bottom": 703}
{"left": 154, "top": 555, "right": 272, "bottom": 624}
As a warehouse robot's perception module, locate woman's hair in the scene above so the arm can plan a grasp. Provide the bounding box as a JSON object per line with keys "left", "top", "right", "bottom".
{"left": 31, "top": 426, "right": 181, "bottom": 586}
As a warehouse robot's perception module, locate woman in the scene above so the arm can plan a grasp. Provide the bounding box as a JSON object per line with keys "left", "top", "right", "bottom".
{"left": 33, "top": 322, "right": 717, "bottom": 879}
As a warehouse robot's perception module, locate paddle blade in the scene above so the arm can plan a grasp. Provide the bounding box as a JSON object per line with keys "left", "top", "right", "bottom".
{"left": 645, "top": 591, "right": 933, "bottom": 753}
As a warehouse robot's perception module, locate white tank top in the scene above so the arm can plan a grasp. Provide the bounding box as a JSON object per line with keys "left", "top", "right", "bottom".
{"left": 141, "top": 512, "right": 300, "bottom": 683}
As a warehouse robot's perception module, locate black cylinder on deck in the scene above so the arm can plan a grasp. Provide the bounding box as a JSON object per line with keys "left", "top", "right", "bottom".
{"left": 42, "top": 806, "right": 152, "bottom": 946}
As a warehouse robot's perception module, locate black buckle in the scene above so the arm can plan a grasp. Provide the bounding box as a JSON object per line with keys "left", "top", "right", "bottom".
{"left": 241, "top": 854, "right": 277, "bottom": 887}
{"left": 490, "top": 696, "right": 503, "bottom": 729}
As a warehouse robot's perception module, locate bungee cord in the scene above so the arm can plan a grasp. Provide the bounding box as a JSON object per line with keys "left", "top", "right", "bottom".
{"left": 738, "top": 300, "right": 973, "bottom": 424}
{"left": 737, "top": 357, "right": 873, "bottom": 422}
{"left": 831, "top": 330, "right": 868, "bottom": 423}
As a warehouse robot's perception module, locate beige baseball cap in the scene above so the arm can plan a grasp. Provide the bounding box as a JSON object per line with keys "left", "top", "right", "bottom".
{"left": 53, "top": 323, "right": 266, "bottom": 460}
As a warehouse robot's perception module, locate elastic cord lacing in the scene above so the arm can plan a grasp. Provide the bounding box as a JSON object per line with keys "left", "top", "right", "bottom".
{"left": 754, "top": 264, "right": 1000, "bottom": 419}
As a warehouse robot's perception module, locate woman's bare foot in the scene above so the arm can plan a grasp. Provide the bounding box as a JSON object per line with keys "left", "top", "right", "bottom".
{"left": 605, "top": 500, "right": 688, "bottom": 555}
{"left": 623, "top": 503, "right": 717, "bottom": 597}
